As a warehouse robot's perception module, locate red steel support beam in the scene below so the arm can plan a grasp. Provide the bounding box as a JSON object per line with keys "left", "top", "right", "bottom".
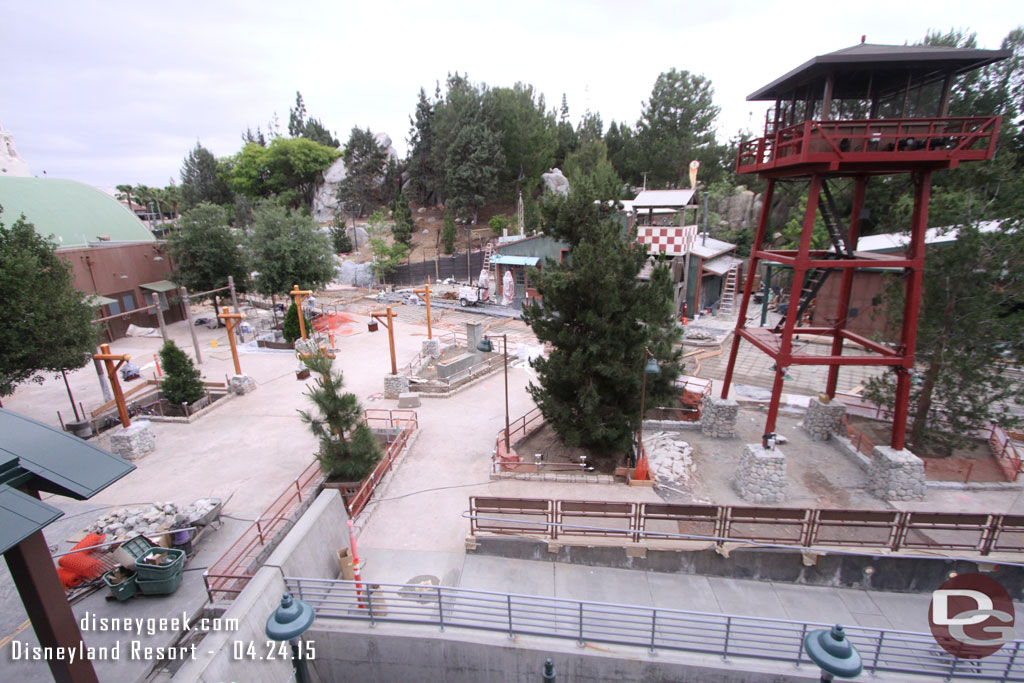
{"left": 890, "top": 170, "right": 931, "bottom": 450}
{"left": 721, "top": 179, "right": 775, "bottom": 399}
{"left": 764, "top": 174, "right": 823, "bottom": 436}
{"left": 826, "top": 176, "right": 867, "bottom": 397}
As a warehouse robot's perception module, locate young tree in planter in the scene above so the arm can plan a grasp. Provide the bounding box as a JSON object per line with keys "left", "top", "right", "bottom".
{"left": 299, "top": 352, "right": 382, "bottom": 481}
{"left": 159, "top": 340, "right": 205, "bottom": 406}
{"left": 282, "top": 302, "right": 312, "bottom": 344}
{"left": 441, "top": 209, "right": 457, "bottom": 254}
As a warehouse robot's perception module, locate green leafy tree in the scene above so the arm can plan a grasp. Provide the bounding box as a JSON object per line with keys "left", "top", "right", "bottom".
{"left": 604, "top": 121, "right": 643, "bottom": 188}
{"left": 228, "top": 137, "right": 340, "bottom": 209}
{"left": 369, "top": 238, "right": 408, "bottom": 283}
{"left": 864, "top": 220, "right": 1024, "bottom": 454}
{"left": 637, "top": 69, "right": 724, "bottom": 187}
{"left": 249, "top": 202, "right": 335, "bottom": 297}
{"left": 488, "top": 213, "right": 511, "bottom": 237}
{"left": 441, "top": 209, "right": 457, "bottom": 254}
{"left": 390, "top": 193, "right": 414, "bottom": 247}
{"left": 282, "top": 301, "right": 312, "bottom": 343}
{"left": 336, "top": 127, "right": 388, "bottom": 219}
{"left": 0, "top": 210, "right": 98, "bottom": 400}
{"left": 168, "top": 203, "right": 248, "bottom": 315}
{"left": 522, "top": 186, "right": 683, "bottom": 465}
{"left": 115, "top": 184, "right": 138, "bottom": 210}
{"left": 299, "top": 352, "right": 382, "bottom": 481}
{"left": 446, "top": 117, "right": 504, "bottom": 223}
{"left": 180, "top": 143, "right": 233, "bottom": 209}
{"left": 159, "top": 340, "right": 205, "bottom": 406}
{"left": 330, "top": 212, "right": 353, "bottom": 253}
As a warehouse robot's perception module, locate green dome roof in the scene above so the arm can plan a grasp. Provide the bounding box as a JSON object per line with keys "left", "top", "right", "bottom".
{"left": 0, "top": 177, "right": 154, "bottom": 248}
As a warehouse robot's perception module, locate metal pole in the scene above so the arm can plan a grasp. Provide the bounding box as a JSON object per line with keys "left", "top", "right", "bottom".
{"left": 93, "top": 352, "right": 113, "bottom": 402}
{"left": 61, "top": 370, "right": 80, "bottom": 421}
{"left": 702, "top": 190, "right": 709, "bottom": 246}
{"left": 638, "top": 348, "right": 648, "bottom": 467}
{"left": 179, "top": 287, "right": 203, "bottom": 364}
{"left": 150, "top": 293, "right": 169, "bottom": 345}
{"left": 503, "top": 334, "right": 510, "bottom": 451}
{"left": 425, "top": 283, "right": 432, "bottom": 340}
{"left": 761, "top": 264, "right": 772, "bottom": 327}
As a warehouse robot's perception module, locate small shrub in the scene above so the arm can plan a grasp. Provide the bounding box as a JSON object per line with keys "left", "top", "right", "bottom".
{"left": 330, "top": 214, "right": 353, "bottom": 253}
{"left": 159, "top": 340, "right": 205, "bottom": 406}
{"left": 488, "top": 214, "right": 510, "bottom": 236}
{"left": 282, "top": 302, "right": 312, "bottom": 343}
{"left": 442, "top": 210, "right": 457, "bottom": 254}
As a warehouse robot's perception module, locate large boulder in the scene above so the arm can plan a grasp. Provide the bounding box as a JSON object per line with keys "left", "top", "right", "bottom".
{"left": 312, "top": 132, "right": 399, "bottom": 222}
{"left": 715, "top": 188, "right": 762, "bottom": 232}
{"left": 337, "top": 260, "right": 375, "bottom": 287}
{"left": 541, "top": 168, "right": 570, "bottom": 196}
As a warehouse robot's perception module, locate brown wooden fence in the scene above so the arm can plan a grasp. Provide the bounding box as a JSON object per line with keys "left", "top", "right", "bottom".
{"left": 468, "top": 497, "right": 1024, "bottom": 557}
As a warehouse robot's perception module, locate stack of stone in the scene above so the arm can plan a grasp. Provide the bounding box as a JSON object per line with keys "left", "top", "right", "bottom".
{"left": 643, "top": 432, "right": 694, "bottom": 483}
{"left": 868, "top": 446, "right": 926, "bottom": 501}
{"left": 87, "top": 498, "right": 221, "bottom": 541}
{"left": 801, "top": 397, "right": 845, "bottom": 441}
{"left": 700, "top": 396, "right": 739, "bottom": 438}
{"left": 735, "top": 444, "right": 787, "bottom": 504}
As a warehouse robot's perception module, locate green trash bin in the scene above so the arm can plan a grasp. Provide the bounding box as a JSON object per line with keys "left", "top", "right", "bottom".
{"left": 103, "top": 568, "right": 139, "bottom": 602}
{"left": 135, "top": 547, "right": 186, "bottom": 581}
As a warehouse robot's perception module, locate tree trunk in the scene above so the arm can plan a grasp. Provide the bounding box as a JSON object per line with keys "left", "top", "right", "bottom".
{"left": 908, "top": 292, "right": 956, "bottom": 447}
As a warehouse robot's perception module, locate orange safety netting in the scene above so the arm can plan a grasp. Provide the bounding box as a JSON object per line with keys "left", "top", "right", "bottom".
{"left": 313, "top": 312, "right": 360, "bottom": 337}
{"left": 57, "top": 532, "right": 106, "bottom": 588}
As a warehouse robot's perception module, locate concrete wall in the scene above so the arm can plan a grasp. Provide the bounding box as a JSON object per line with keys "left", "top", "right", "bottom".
{"left": 305, "top": 621, "right": 832, "bottom": 683}
{"left": 470, "top": 536, "right": 1024, "bottom": 597}
{"left": 173, "top": 490, "right": 349, "bottom": 682}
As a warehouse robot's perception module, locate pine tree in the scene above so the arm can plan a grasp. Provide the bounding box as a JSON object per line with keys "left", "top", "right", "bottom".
{"left": 522, "top": 183, "right": 682, "bottom": 466}
{"left": 441, "top": 209, "right": 457, "bottom": 254}
{"left": 390, "top": 193, "right": 414, "bottom": 247}
{"left": 299, "top": 352, "right": 382, "bottom": 480}
{"left": 330, "top": 213, "right": 353, "bottom": 253}
{"left": 159, "top": 340, "right": 205, "bottom": 406}
{"left": 282, "top": 302, "right": 312, "bottom": 343}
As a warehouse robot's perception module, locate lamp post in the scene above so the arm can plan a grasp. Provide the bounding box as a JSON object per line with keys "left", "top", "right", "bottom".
{"left": 635, "top": 347, "right": 660, "bottom": 480}
{"left": 265, "top": 593, "right": 316, "bottom": 683}
{"left": 477, "top": 334, "right": 510, "bottom": 451}
{"left": 804, "top": 624, "right": 863, "bottom": 682}
{"left": 368, "top": 306, "right": 397, "bottom": 374}
{"left": 93, "top": 344, "right": 132, "bottom": 428}
{"left": 289, "top": 284, "right": 313, "bottom": 341}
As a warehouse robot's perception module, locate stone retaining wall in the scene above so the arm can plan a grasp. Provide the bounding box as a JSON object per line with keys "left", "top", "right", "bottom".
{"left": 800, "top": 397, "right": 845, "bottom": 441}
{"left": 735, "top": 444, "right": 786, "bottom": 504}
{"left": 700, "top": 397, "right": 738, "bottom": 438}
{"left": 868, "top": 446, "right": 926, "bottom": 501}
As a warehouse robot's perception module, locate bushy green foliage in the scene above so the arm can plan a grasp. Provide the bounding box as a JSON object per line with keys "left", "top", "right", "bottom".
{"left": 169, "top": 203, "right": 248, "bottom": 314}
{"left": 369, "top": 239, "right": 408, "bottom": 283}
{"left": 282, "top": 302, "right": 312, "bottom": 343}
{"left": 522, "top": 186, "right": 683, "bottom": 465}
{"left": 442, "top": 210, "right": 457, "bottom": 254}
{"left": 288, "top": 91, "right": 339, "bottom": 148}
{"left": 159, "top": 340, "right": 205, "bottom": 406}
{"left": 180, "top": 143, "right": 233, "bottom": 209}
{"left": 226, "top": 137, "right": 340, "bottom": 209}
{"left": 488, "top": 213, "right": 511, "bottom": 236}
{"left": 298, "top": 352, "right": 382, "bottom": 481}
{"left": 336, "top": 127, "right": 388, "bottom": 218}
{"left": 0, "top": 210, "right": 98, "bottom": 397}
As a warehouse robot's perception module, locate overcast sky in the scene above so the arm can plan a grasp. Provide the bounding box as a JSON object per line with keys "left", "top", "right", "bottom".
{"left": 1, "top": 1, "right": 1018, "bottom": 193}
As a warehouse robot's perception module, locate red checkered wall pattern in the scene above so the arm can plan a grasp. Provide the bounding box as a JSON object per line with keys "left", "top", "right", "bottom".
{"left": 636, "top": 225, "right": 698, "bottom": 255}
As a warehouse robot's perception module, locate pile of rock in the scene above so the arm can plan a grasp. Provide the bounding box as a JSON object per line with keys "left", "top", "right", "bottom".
{"left": 644, "top": 431, "right": 694, "bottom": 483}
{"left": 87, "top": 499, "right": 221, "bottom": 540}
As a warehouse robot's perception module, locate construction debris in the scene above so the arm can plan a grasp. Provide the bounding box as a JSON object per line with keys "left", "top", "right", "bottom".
{"left": 643, "top": 431, "right": 695, "bottom": 483}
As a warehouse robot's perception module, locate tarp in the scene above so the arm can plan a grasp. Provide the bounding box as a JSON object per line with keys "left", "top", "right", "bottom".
{"left": 139, "top": 280, "right": 178, "bottom": 293}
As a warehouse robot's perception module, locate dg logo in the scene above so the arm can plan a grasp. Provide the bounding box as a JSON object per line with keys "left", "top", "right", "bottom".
{"left": 929, "top": 573, "right": 1016, "bottom": 659}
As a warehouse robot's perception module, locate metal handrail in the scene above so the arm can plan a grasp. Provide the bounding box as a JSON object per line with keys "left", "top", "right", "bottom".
{"left": 284, "top": 577, "right": 1024, "bottom": 680}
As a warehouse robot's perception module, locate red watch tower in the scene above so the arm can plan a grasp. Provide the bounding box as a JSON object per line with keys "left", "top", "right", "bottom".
{"left": 720, "top": 42, "right": 1009, "bottom": 450}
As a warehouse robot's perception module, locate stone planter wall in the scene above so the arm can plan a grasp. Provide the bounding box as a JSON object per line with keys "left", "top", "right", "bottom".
{"left": 801, "top": 397, "right": 846, "bottom": 441}
{"left": 869, "top": 446, "right": 926, "bottom": 501}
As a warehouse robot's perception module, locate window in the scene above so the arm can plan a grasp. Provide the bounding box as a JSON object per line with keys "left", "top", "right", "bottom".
{"left": 514, "top": 269, "right": 525, "bottom": 286}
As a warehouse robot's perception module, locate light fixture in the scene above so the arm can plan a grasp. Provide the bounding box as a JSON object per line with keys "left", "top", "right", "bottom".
{"left": 476, "top": 338, "right": 493, "bottom": 353}
{"left": 266, "top": 593, "right": 316, "bottom": 683}
{"left": 804, "top": 624, "right": 863, "bottom": 681}
{"left": 644, "top": 357, "right": 661, "bottom": 374}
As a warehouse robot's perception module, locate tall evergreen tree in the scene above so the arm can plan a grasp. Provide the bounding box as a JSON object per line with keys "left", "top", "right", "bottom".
{"left": 445, "top": 117, "right": 504, "bottom": 224}
{"left": 390, "top": 193, "right": 414, "bottom": 247}
{"left": 335, "top": 127, "right": 388, "bottom": 219}
{"left": 522, "top": 184, "right": 682, "bottom": 465}
{"left": 180, "top": 143, "right": 233, "bottom": 209}
{"left": 406, "top": 87, "right": 439, "bottom": 204}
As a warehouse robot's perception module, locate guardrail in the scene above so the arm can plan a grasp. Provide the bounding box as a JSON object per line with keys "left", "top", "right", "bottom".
{"left": 204, "top": 410, "right": 417, "bottom": 601}
{"left": 284, "top": 576, "right": 1024, "bottom": 680}
{"left": 346, "top": 410, "right": 418, "bottom": 519}
{"left": 468, "top": 497, "right": 1024, "bottom": 557}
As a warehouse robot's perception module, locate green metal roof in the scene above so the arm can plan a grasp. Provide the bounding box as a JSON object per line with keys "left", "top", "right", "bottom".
{"left": 0, "top": 485, "right": 63, "bottom": 554}
{"left": 0, "top": 177, "right": 155, "bottom": 248}
{"left": 140, "top": 279, "right": 178, "bottom": 293}
{"left": 0, "top": 409, "right": 135, "bottom": 500}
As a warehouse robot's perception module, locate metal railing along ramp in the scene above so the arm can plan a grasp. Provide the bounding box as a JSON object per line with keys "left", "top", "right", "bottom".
{"left": 286, "top": 577, "right": 1024, "bottom": 681}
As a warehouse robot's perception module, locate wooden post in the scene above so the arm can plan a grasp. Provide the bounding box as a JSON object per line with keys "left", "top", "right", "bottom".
{"left": 370, "top": 306, "right": 398, "bottom": 374}
{"left": 289, "top": 284, "right": 313, "bottom": 340}
{"left": 217, "top": 306, "right": 245, "bottom": 376}
{"left": 93, "top": 343, "right": 131, "bottom": 428}
{"left": 179, "top": 287, "right": 203, "bottom": 364}
{"left": 228, "top": 275, "right": 242, "bottom": 342}
{"left": 413, "top": 282, "right": 433, "bottom": 339}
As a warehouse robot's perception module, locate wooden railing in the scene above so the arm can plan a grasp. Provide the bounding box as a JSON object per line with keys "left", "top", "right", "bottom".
{"left": 468, "top": 497, "right": 1024, "bottom": 557}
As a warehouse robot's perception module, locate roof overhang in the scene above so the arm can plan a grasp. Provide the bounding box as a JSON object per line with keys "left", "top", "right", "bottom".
{"left": 748, "top": 43, "right": 1011, "bottom": 101}
{"left": 0, "top": 485, "right": 64, "bottom": 554}
{"left": 140, "top": 280, "right": 178, "bottom": 293}
{"left": 492, "top": 255, "right": 540, "bottom": 267}
{"left": 632, "top": 189, "right": 698, "bottom": 209}
{"left": 85, "top": 294, "right": 117, "bottom": 307}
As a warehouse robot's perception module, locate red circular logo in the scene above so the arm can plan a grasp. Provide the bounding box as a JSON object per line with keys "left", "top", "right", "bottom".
{"left": 929, "top": 573, "right": 1015, "bottom": 659}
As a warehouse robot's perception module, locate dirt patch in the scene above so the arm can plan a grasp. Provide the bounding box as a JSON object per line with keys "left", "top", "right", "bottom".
{"left": 514, "top": 422, "right": 615, "bottom": 474}
{"left": 845, "top": 415, "right": 1006, "bottom": 483}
